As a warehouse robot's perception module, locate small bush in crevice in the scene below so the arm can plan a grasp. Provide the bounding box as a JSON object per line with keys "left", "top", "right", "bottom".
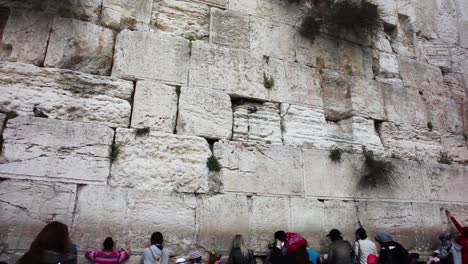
{"left": 135, "top": 127, "right": 150, "bottom": 137}
{"left": 427, "top": 122, "right": 433, "bottom": 131}
{"left": 359, "top": 147, "right": 395, "bottom": 188}
{"left": 437, "top": 151, "right": 452, "bottom": 165}
{"left": 263, "top": 73, "right": 274, "bottom": 89}
{"left": 3, "top": 111, "right": 18, "bottom": 119}
{"left": 110, "top": 144, "right": 121, "bottom": 163}
{"left": 329, "top": 147, "right": 343, "bottom": 162}
{"left": 207, "top": 155, "right": 221, "bottom": 172}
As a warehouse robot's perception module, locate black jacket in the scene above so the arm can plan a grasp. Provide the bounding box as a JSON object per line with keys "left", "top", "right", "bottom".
{"left": 228, "top": 248, "right": 256, "bottom": 264}
{"left": 377, "top": 241, "right": 409, "bottom": 264}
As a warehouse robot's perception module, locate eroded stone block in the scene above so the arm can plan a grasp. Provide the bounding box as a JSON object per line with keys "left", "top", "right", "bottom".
{"left": 250, "top": 17, "right": 295, "bottom": 61}
{"left": 101, "top": 0, "right": 153, "bottom": 30}
{"left": 112, "top": 30, "right": 190, "bottom": 84}
{"left": 109, "top": 129, "right": 211, "bottom": 193}
{"left": 131, "top": 80, "right": 178, "bottom": 133}
{"left": 177, "top": 88, "right": 232, "bottom": 139}
{"left": 323, "top": 200, "right": 359, "bottom": 241}
{"left": 44, "top": 17, "right": 116, "bottom": 75}
{"left": 0, "top": 117, "right": 114, "bottom": 184}
{"left": 378, "top": 52, "right": 400, "bottom": 77}
{"left": 290, "top": 198, "right": 325, "bottom": 249}
{"left": 0, "top": 62, "right": 133, "bottom": 128}
{"left": 451, "top": 47, "right": 468, "bottom": 74}
{"left": 425, "top": 164, "right": 468, "bottom": 203}
{"left": 210, "top": 9, "right": 250, "bottom": 49}
{"left": 399, "top": 57, "right": 444, "bottom": 95}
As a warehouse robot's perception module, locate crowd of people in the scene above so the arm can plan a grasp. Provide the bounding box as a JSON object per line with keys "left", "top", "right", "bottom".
{"left": 11, "top": 211, "right": 467, "bottom": 264}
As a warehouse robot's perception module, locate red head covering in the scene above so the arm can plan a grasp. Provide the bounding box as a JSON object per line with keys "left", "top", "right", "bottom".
{"left": 367, "top": 254, "right": 378, "bottom": 264}
{"left": 285, "top": 232, "right": 308, "bottom": 253}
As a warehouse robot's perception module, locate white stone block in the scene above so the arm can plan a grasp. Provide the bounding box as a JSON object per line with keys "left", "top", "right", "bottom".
{"left": 101, "top": 0, "right": 153, "bottom": 30}
{"left": 195, "top": 0, "right": 227, "bottom": 8}
{"left": 0, "top": 117, "right": 114, "bottom": 184}
{"left": 44, "top": 17, "right": 116, "bottom": 75}
{"left": 131, "top": 80, "right": 178, "bottom": 133}
{"left": 350, "top": 77, "right": 386, "bottom": 120}
{"left": 369, "top": 0, "right": 398, "bottom": 26}
{"left": 290, "top": 198, "right": 325, "bottom": 249}
{"left": 323, "top": 200, "right": 359, "bottom": 242}
{"left": 210, "top": 9, "right": 250, "bottom": 49}
{"left": 250, "top": 17, "right": 295, "bottom": 61}
{"left": 399, "top": 57, "right": 444, "bottom": 94}
{"left": 424, "top": 164, "right": 468, "bottom": 203}
{"left": 451, "top": 47, "right": 468, "bottom": 74}
{"left": 112, "top": 30, "right": 190, "bottom": 84}
{"left": 177, "top": 88, "right": 233, "bottom": 139}
{"left": 109, "top": 129, "right": 211, "bottom": 193}
{"left": 0, "top": 62, "right": 134, "bottom": 128}
{"left": 213, "top": 141, "right": 303, "bottom": 195}
{"left": 378, "top": 52, "right": 400, "bottom": 76}
{"left": 0, "top": 180, "right": 76, "bottom": 250}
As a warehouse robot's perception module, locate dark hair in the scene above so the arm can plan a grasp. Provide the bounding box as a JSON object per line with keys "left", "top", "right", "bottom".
{"left": 355, "top": 228, "right": 368, "bottom": 240}
{"left": 290, "top": 245, "right": 309, "bottom": 264}
{"left": 18, "top": 221, "right": 70, "bottom": 264}
{"left": 274, "top": 231, "right": 286, "bottom": 242}
{"left": 151, "top": 232, "right": 164, "bottom": 245}
{"left": 103, "top": 237, "right": 115, "bottom": 251}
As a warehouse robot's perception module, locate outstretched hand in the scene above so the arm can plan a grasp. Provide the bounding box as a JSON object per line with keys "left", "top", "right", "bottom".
{"left": 445, "top": 210, "right": 451, "bottom": 217}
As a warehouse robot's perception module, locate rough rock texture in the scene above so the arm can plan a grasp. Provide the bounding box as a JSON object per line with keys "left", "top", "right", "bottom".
{"left": 112, "top": 30, "right": 190, "bottom": 84}
{"left": 101, "top": 0, "right": 153, "bottom": 30}
{"left": 0, "top": 113, "right": 6, "bottom": 131}
{"left": 210, "top": 9, "right": 250, "bottom": 49}
{"left": 250, "top": 17, "right": 295, "bottom": 61}
{"left": 44, "top": 17, "right": 116, "bottom": 75}
{"left": 177, "top": 88, "right": 233, "bottom": 139}
{"left": 0, "top": 117, "right": 114, "bottom": 184}
{"left": 0, "top": 62, "right": 133, "bottom": 128}
{"left": 109, "top": 129, "right": 211, "bottom": 193}
{"left": 131, "top": 80, "right": 178, "bottom": 133}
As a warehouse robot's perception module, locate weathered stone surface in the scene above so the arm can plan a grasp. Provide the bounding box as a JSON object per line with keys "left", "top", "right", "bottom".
{"left": 196, "top": 194, "right": 249, "bottom": 251}
{"left": 194, "top": 0, "right": 226, "bottom": 8}
{"left": 0, "top": 62, "right": 133, "bottom": 128}
{"left": 71, "top": 185, "right": 196, "bottom": 254}
{"left": 369, "top": 0, "right": 398, "bottom": 26}
{"left": 189, "top": 41, "right": 266, "bottom": 100}
{"left": 0, "top": 180, "right": 76, "bottom": 250}
{"left": 232, "top": 102, "right": 282, "bottom": 144}
{"left": 0, "top": 117, "right": 113, "bottom": 184}
{"left": 1, "top": 9, "right": 52, "bottom": 65}
{"left": 44, "top": 17, "right": 116, "bottom": 75}
{"left": 378, "top": 52, "right": 400, "bottom": 77}
{"left": 399, "top": 57, "right": 444, "bottom": 94}
{"left": 290, "top": 198, "right": 325, "bottom": 248}
{"left": 112, "top": 30, "right": 190, "bottom": 84}
{"left": 323, "top": 200, "right": 359, "bottom": 242}
{"left": 131, "top": 80, "right": 178, "bottom": 133}
{"left": 213, "top": 141, "right": 303, "bottom": 196}
{"left": 155, "top": 0, "right": 210, "bottom": 39}
{"left": 250, "top": 17, "right": 295, "bottom": 61}
{"left": 210, "top": 9, "right": 250, "bottom": 49}
{"left": 177, "top": 88, "right": 232, "bottom": 139}
{"left": 425, "top": 164, "right": 468, "bottom": 203}
{"left": 440, "top": 135, "right": 468, "bottom": 164}
{"left": 0, "top": 113, "right": 6, "bottom": 132}
{"left": 451, "top": 47, "right": 468, "bottom": 74}
{"left": 101, "top": 0, "right": 153, "bottom": 30}
{"left": 109, "top": 129, "right": 211, "bottom": 193}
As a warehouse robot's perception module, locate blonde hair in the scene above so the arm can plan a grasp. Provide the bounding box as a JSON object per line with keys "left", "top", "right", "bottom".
{"left": 231, "top": 234, "right": 249, "bottom": 258}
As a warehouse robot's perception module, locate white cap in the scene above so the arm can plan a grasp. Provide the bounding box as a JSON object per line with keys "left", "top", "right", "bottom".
{"left": 176, "top": 258, "right": 186, "bottom": 264}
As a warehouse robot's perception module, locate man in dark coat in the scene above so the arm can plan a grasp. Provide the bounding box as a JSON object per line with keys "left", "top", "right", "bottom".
{"left": 374, "top": 231, "right": 410, "bottom": 264}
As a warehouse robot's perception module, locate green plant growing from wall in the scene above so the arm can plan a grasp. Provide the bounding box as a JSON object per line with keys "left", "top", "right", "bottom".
{"left": 263, "top": 73, "right": 275, "bottom": 89}
{"left": 2, "top": 111, "right": 18, "bottom": 119}
{"left": 427, "top": 122, "right": 433, "bottom": 131}
{"left": 437, "top": 151, "right": 452, "bottom": 165}
{"left": 359, "top": 147, "right": 395, "bottom": 188}
{"left": 329, "top": 147, "right": 343, "bottom": 162}
{"left": 207, "top": 155, "right": 221, "bottom": 172}
{"left": 135, "top": 127, "right": 150, "bottom": 137}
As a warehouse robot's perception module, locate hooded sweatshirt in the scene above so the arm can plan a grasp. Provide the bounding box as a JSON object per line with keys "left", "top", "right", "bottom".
{"left": 142, "top": 245, "right": 170, "bottom": 264}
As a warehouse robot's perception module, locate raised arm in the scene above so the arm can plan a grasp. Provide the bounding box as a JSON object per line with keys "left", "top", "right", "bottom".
{"left": 447, "top": 210, "right": 463, "bottom": 233}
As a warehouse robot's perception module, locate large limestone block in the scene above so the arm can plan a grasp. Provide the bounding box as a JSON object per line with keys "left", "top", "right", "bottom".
{"left": 232, "top": 102, "right": 282, "bottom": 144}
{"left": 131, "top": 80, "right": 178, "bottom": 133}
{"left": 323, "top": 200, "right": 359, "bottom": 242}
{"left": 196, "top": 194, "right": 249, "bottom": 251}
{"left": 451, "top": 47, "right": 468, "bottom": 74}
{"left": 44, "top": 17, "right": 116, "bottom": 75}
{"left": 424, "top": 164, "right": 468, "bottom": 203}
{"left": 213, "top": 141, "right": 303, "bottom": 196}
{"left": 290, "top": 198, "right": 325, "bottom": 250}
{"left": 177, "top": 88, "right": 233, "bottom": 139}
{"left": 368, "top": 0, "right": 398, "bottom": 26}
{"left": 0, "top": 179, "right": 76, "bottom": 250}
{"left": 267, "top": 59, "right": 323, "bottom": 108}
{"left": 418, "top": 39, "right": 451, "bottom": 69}
{"left": 378, "top": 53, "right": 400, "bottom": 77}
{"left": 189, "top": 41, "right": 267, "bottom": 100}
{"left": 280, "top": 104, "right": 331, "bottom": 149}
{"left": 0, "top": 62, "right": 133, "bottom": 128}
{"left": 250, "top": 17, "right": 295, "bottom": 61}
{"left": 350, "top": 77, "right": 386, "bottom": 120}
{"left": 112, "top": 30, "right": 190, "bottom": 84}
{"left": 1, "top": 9, "right": 52, "bottom": 65}
{"left": 250, "top": 196, "right": 291, "bottom": 253}
{"left": 440, "top": 134, "right": 468, "bottom": 164}
{"left": 71, "top": 185, "right": 196, "bottom": 254}
{"left": 210, "top": 9, "right": 250, "bottom": 49}
{"left": 109, "top": 129, "right": 211, "bottom": 193}
{"left": 400, "top": 57, "right": 444, "bottom": 94}
{"left": 0, "top": 117, "right": 114, "bottom": 184}
{"left": 101, "top": 0, "right": 153, "bottom": 30}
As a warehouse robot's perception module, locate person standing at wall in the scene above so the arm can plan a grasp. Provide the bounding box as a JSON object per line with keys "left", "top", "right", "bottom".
{"left": 354, "top": 228, "right": 378, "bottom": 264}
{"left": 374, "top": 231, "right": 409, "bottom": 264}
{"left": 326, "top": 229, "right": 352, "bottom": 264}
{"left": 228, "top": 235, "right": 256, "bottom": 264}
{"left": 268, "top": 230, "right": 290, "bottom": 264}
{"left": 85, "top": 237, "right": 130, "bottom": 264}
{"left": 208, "top": 249, "right": 224, "bottom": 264}
{"left": 447, "top": 210, "right": 468, "bottom": 264}
{"left": 189, "top": 250, "right": 204, "bottom": 264}
{"left": 285, "top": 232, "right": 310, "bottom": 264}
{"left": 307, "top": 245, "right": 321, "bottom": 264}
{"left": 142, "top": 232, "right": 171, "bottom": 264}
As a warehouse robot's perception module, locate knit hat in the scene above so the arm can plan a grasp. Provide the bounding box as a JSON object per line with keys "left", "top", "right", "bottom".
{"left": 367, "top": 254, "right": 378, "bottom": 264}
{"left": 190, "top": 251, "right": 203, "bottom": 260}
{"left": 210, "top": 249, "right": 222, "bottom": 258}
{"left": 285, "top": 232, "right": 308, "bottom": 253}
{"left": 176, "top": 258, "right": 186, "bottom": 264}
{"left": 375, "top": 231, "right": 393, "bottom": 242}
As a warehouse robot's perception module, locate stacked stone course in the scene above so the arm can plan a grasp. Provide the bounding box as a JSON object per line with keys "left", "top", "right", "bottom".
{"left": 0, "top": 0, "right": 467, "bottom": 263}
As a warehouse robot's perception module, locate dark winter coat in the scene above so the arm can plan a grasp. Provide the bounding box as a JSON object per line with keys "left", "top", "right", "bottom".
{"left": 228, "top": 248, "right": 256, "bottom": 264}
{"left": 377, "top": 241, "right": 409, "bottom": 264}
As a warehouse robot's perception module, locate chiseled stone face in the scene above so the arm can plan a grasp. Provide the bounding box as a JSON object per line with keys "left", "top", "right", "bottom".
{"left": 210, "top": 9, "right": 250, "bottom": 49}
{"left": 109, "top": 129, "right": 211, "bottom": 193}
{"left": 0, "top": 117, "right": 114, "bottom": 184}
{"left": 0, "top": 62, "right": 134, "bottom": 128}
{"left": 101, "top": 0, "right": 153, "bottom": 30}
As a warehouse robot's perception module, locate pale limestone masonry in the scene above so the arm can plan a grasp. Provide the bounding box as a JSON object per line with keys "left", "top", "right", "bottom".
{"left": 0, "top": 0, "right": 467, "bottom": 262}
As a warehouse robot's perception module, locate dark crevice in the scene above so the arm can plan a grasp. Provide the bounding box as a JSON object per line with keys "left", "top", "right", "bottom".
{"left": 127, "top": 81, "right": 137, "bottom": 129}
{"left": 70, "top": 183, "right": 86, "bottom": 228}
{"left": 173, "top": 86, "right": 181, "bottom": 134}
{"left": 374, "top": 119, "right": 385, "bottom": 146}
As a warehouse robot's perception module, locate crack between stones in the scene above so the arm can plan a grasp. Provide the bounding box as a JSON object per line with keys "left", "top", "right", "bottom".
{"left": 70, "top": 184, "right": 85, "bottom": 229}
{"left": 0, "top": 199, "right": 47, "bottom": 223}
{"left": 127, "top": 81, "right": 137, "bottom": 128}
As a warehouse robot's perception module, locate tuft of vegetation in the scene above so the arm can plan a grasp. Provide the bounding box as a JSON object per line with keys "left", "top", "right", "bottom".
{"left": 4, "top": 111, "right": 18, "bottom": 119}
{"left": 437, "top": 151, "right": 452, "bottom": 165}
{"left": 135, "top": 127, "right": 150, "bottom": 137}
{"left": 359, "top": 147, "right": 395, "bottom": 188}
{"left": 110, "top": 144, "right": 121, "bottom": 163}
{"left": 186, "top": 34, "right": 196, "bottom": 50}
{"left": 207, "top": 155, "right": 221, "bottom": 172}
{"left": 263, "top": 73, "right": 275, "bottom": 89}
{"left": 427, "top": 122, "right": 433, "bottom": 131}
{"left": 329, "top": 147, "right": 343, "bottom": 162}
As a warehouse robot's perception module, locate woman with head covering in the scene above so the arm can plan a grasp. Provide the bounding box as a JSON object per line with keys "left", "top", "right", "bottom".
{"left": 374, "top": 231, "right": 409, "bottom": 264}
{"left": 285, "top": 232, "right": 309, "bottom": 264}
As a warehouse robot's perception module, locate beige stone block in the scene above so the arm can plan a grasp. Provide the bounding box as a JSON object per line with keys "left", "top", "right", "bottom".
{"left": 177, "top": 88, "right": 233, "bottom": 139}
{"left": 0, "top": 117, "right": 113, "bottom": 184}
{"left": 213, "top": 141, "right": 303, "bottom": 196}
{"left": 399, "top": 57, "right": 444, "bottom": 94}
{"left": 44, "top": 17, "right": 116, "bottom": 75}
{"left": 323, "top": 200, "right": 359, "bottom": 242}
{"left": 101, "top": 0, "right": 153, "bottom": 30}
{"left": 210, "top": 9, "right": 250, "bottom": 49}
{"left": 378, "top": 53, "right": 400, "bottom": 77}
{"left": 131, "top": 80, "right": 178, "bottom": 133}
{"left": 0, "top": 62, "right": 134, "bottom": 128}
{"left": 424, "top": 164, "right": 468, "bottom": 203}
{"left": 320, "top": 70, "right": 353, "bottom": 121}
{"left": 369, "top": 0, "right": 398, "bottom": 26}
{"left": 109, "top": 129, "right": 211, "bottom": 193}
{"left": 112, "top": 30, "right": 190, "bottom": 84}
{"left": 250, "top": 17, "right": 295, "bottom": 61}
{"left": 290, "top": 198, "right": 325, "bottom": 250}
{"left": 451, "top": 47, "right": 468, "bottom": 74}
{"left": 0, "top": 180, "right": 76, "bottom": 250}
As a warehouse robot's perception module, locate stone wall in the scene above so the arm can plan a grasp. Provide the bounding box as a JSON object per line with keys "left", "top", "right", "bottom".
{"left": 0, "top": 0, "right": 467, "bottom": 263}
